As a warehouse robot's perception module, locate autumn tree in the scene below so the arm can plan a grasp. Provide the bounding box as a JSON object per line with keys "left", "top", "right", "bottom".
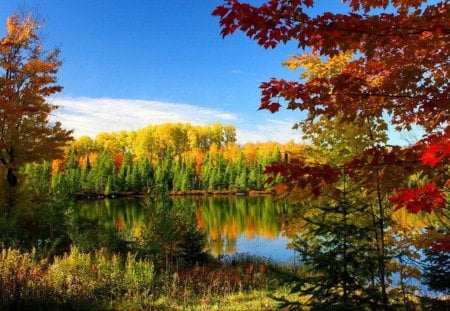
{"left": 214, "top": 0, "right": 449, "bottom": 251}
{"left": 214, "top": 0, "right": 449, "bottom": 213}
{"left": 0, "top": 13, "right": 72, "bottom": 189}
{"left": 214, "top": 0, "right": 449, "bottom": 308}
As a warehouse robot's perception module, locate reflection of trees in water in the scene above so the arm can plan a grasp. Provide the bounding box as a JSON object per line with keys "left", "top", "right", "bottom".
{"left": 208, "top": 236, "right": 237, "bottom": 256}
{"left": 197, "top": 196, "right": 292, "bottom": 256}
{"left": 77, "top": 198, "right": 146, "bottom": 239}
{"left": 76, "top": 196, "right": 292, "bottom": 257}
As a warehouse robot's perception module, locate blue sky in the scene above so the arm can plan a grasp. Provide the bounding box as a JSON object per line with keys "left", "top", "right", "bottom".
{"left": 0, "top": 1, "right": 415, "bottom": 144}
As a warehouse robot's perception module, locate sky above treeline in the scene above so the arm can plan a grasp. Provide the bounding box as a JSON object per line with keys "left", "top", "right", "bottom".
{"left": 0, "top": 1, "right": 417, "bottom": 144}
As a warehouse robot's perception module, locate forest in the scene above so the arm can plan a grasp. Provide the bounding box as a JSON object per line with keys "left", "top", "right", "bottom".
{"left": 1, "top": 1, "right": 449, "bottom": 310}
{"left": 45, "top": 122, "right": 299, "bottom": 197}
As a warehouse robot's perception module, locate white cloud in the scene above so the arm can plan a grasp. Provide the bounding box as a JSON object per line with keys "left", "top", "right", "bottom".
{"left": 52, "top": 97, "right": 237, "bottom": 137}
{"left": 231, "top": 69, "right": 243, "bottom": 75}
{"left": 50, "top": 97, "right": 302, "bottom": 144}
{"left": 236, "top": 119, "right": 302, "bottom": 144}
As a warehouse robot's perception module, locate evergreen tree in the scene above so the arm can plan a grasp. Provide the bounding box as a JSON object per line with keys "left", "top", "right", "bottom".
{"left": 51, "top": 171, "right": 68, "bottom": 197}
{"left": 288, "top": 199, "right": 382, "bottom": 310}
{"left": 201, "top": 155, "right": 212, "bottom": 190}
{"left": 423, "top": 244, "right": 450, "bottom": 294}
{"left": 172, "top": 157, "right": 182, "bottom": 191}
{"left": 64, "top": 151, "right": 82, "bottom": 194}
{"left": 138, "top": 158, "right": 154, "bottom": 193}
{"left": 155, "top": 149, "right": 174, "bottom": 190}
{"left": 118, "top": 152, "right": 133, "bottom": 192}
{"left": 235, "top": 153, "right": 247, "bottom": 189}
{"left": 180, "top": 162, "right": 195, "bottom": 191}
{"left": 90, "top": 151, "right": 115, "bottom": 194}
{"left": 224, "top": 161, "right": 236, "bottom": 189}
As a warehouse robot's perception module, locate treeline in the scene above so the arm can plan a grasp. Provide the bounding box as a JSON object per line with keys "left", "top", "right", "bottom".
{"left": 35, "top": 122, "right": 304, "bottom": 196}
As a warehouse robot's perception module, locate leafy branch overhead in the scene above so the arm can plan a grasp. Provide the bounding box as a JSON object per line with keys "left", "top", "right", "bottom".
{"left": 214, "top": 0, "right": 449, "bottom": 216}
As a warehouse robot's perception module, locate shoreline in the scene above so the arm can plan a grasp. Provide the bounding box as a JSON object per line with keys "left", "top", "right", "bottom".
{"left": 73, "top": 189, "right": 276, "bottom": 201}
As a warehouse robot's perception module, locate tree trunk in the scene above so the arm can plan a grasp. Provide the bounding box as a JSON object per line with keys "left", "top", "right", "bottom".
{"left": 7, "top": 167, "right": 18, "bottom": 187}
{"left": 376, "top": 171, "right": 389, "bottom": 311}
{"left": 5, "top": 168, "right": 18, "bottom": 215}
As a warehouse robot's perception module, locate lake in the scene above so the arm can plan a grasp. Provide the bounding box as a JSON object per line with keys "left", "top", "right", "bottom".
{"left": 74, "top": 195, "right": 298, "bottom": 263}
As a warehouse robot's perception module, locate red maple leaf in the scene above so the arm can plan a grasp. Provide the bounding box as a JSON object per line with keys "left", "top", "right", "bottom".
{"left": 390, "top": 182, "right": 446, "bottom": 214}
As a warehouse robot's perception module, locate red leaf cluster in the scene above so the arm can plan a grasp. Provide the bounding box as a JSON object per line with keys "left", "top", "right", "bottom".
{"left": 265, "top": 159, "right": 340, "bottom": 196}
{"left": 213, "top": 0, "right": 449, "bottom": 134}
{"left": 214, "top": 1, "right": 449, "bottom": 249}
{"left": 113, "top": 153, "right": 124, "bottom": 171}
{"left": 419, "top": 129, "right": 450, "bottom": 167}
{"left": 390, "top": 182, "right": 446, "bottom": 214}
{"left": 431, "top": 235, "right": 450, "bottom": 252}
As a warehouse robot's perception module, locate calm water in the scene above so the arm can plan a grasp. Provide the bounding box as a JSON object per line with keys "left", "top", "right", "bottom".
{"left": 74, "top": 195, "right": 298, "bottom": 263}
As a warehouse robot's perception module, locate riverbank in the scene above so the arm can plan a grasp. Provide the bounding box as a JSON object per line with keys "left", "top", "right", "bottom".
{"left": 73, "top": 188, "right": 277, "bottom": 200}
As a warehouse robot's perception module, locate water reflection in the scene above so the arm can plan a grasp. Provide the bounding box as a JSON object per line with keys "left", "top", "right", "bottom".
{"left": 196, "top": 196, "right": 293, "bottom": 257}
{"left": 75, "top": 195, "right": 295, "bottom": 262}
{"left": 75, "top": 197, "right": 146, "bottom": 239}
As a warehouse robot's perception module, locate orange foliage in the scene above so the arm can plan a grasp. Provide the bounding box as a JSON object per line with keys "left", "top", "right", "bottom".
{"left": 222, "top": 143, "right": 241, "bottom": 163}
{"left": 0, "top": 13, "right": 72, "bottom": 186}
{"left": 113, "top": 153, "right": 124, "bottom": 171}
{"left": 51, "top": 159, "right": 65, "bottom": 175}
{"left": 182, "top": 148, "right": 205, "bottom": 176}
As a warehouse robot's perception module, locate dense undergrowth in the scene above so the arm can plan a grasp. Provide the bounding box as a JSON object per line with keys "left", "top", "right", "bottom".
{"left": 0, "top": 247, "right": 285, "bottom": 310}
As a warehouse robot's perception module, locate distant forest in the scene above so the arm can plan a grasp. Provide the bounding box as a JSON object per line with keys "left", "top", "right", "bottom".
{"left": 26, "top": 122, "right": 304, "bottom": 196}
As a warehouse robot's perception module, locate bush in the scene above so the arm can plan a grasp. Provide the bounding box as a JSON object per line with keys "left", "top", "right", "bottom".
{"left": 137, "top": 193, "right": 208, "bottom": 268}
{"left": 0, "top": 247, "right": 155, "bottom": 309}
{"left": 123, "top": 252, "right": 154, "bottom": 298}
{"left": 46, "top": 247, "right": 98, "bottom": 303}
{"left": 0, "top": 248, "right": 45, "bottom": 307}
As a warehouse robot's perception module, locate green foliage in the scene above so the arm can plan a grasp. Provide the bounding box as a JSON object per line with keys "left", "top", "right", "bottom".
{"left": 122, "top": 252, "right": 154, "bottom": 297}
{"left": 284, "top": 200, "right": 383, "bottom": 310}
{"left": 138, "top": 191, "right": 208, "bottom": 268}
{"left": 422, "top": 246, "right": 450, "bottom": 294}
{"left": 0, "top": 165, "right": 71, "bottom": 255}
{"left": 88, "top": 151, "right": 115, "bottom": 194}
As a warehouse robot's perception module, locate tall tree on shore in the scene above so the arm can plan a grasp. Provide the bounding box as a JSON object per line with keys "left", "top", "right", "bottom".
{"left": 0, "top": 13, "right": 72, "bottom": 189}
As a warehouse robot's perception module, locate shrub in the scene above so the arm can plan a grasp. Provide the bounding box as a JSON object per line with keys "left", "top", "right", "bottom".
{"left": 123, "top": 252, "right": 154, "bottom": 298}
{"left": 0, "top": 248, "right": 46, "bottom": 307}
{"left": 45, "top": 246, "right": 98, "bottom": 303}
{"left": 0, "top": 246, "right": 155, "bottom": 309}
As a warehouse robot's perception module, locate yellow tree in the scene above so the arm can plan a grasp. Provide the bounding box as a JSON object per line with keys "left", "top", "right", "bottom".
{"left": 0, "top": 13, "right": 72, "bottom": 188}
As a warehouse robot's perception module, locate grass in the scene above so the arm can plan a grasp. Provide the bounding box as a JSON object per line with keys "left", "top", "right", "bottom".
{"left": 4, "top": 247, "right": 441, "bottom": 310}
{"left": 0, "top": 247, "right": 289, "bottom": 310}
